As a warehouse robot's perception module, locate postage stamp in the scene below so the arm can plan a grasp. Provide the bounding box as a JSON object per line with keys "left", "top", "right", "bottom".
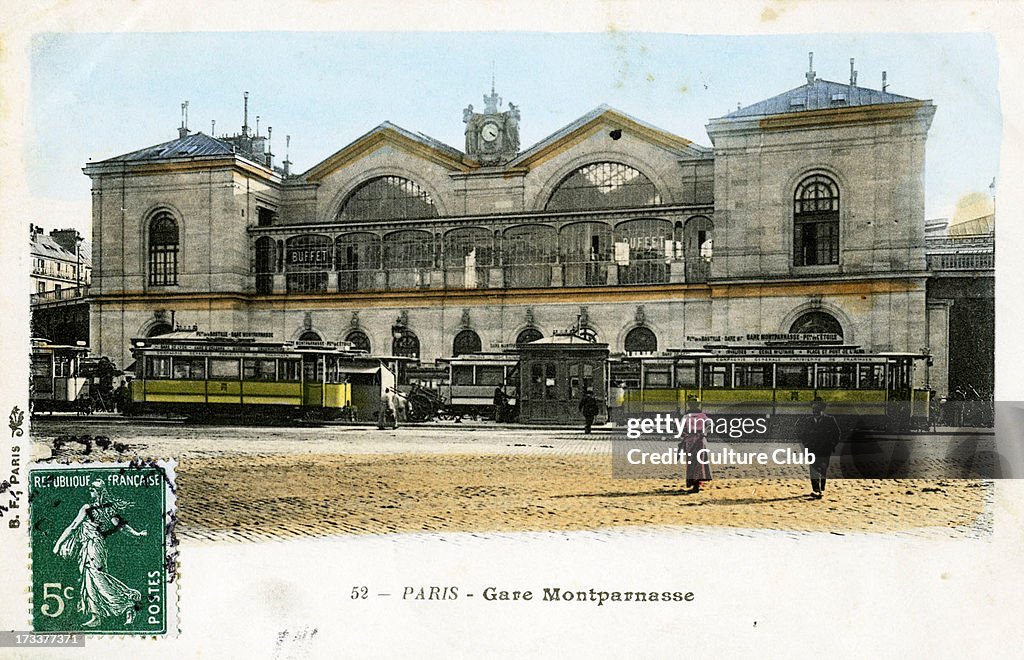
{"left": 28, "top": 460, "right": 177, "bottom": 635}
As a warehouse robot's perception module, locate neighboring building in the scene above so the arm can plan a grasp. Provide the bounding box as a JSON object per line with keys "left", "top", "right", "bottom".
{"left": 30, "top": 224, "right": 92, "bottom": 344}
{"left": 85, "top": 65, "right": 966, "bottom": 394}
{"left": 30, "top": 224, "right": 91, "bottom": 297}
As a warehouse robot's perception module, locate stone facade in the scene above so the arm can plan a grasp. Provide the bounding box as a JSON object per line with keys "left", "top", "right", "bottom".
{"left": 86, "top": 76, "right": 949, "bottom": 392}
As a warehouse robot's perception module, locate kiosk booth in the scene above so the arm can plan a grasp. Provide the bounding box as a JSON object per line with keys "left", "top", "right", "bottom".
{"left": 517, "top": 334, "right": 609, "bottom": 425}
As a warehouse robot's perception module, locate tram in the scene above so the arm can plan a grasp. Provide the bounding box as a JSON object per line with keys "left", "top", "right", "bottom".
{"left": 128, "top": 332, "right": 396, "bottom": 421}
{"left": 30, "top": 339, "right": 92, "bottom": 413}
{"left": 614, "top": 343, "right": 930, "bottom": 431}
{"left": 440, "top": 352, "right": 520, "bottom": 419}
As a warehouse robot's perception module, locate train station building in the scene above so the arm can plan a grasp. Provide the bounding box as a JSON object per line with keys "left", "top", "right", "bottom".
{"left": 85, "top": 67, "right": 959, "bottom": 393}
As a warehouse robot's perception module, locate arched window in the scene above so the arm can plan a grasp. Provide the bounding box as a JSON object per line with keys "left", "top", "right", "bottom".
{"left": 255, "top": 236, "right": 276, "bottom": 294}
{"left": 793, "top": 174, "right": 840, "bottom": 266}
{"left": 148, "top": 213, "right": 179, "bottom": 286}
{"left": 615, "top": 218, "right": 673, "bottom": 284}
{"left": 546, "top": 162, "right": 661, "bottom": 211}
{"left": 624, "top": 327, "right": 657, "bottom": 354}
{"left": 559, "top": 222, "right": 612, "bottom": 286}
{"left": 383, "top": 230, "right": 434, "bottom": 289}
{"left": 516, "top": 328, "right": 543, "bottom": 345}
{"left": 683, "top": 216, "right": 714, "bottom": 283}
{"left": 147, "top": 322, "right": 172, "bottom": 338}
{"left": 452, "top": 329, "right": 482, "bottom": 357}
{"left": 345, "top": 330, "right": 371, "bottom": 353}
{"left": 299, "top": 330, "right": 323, "bottom": 342}
{"left": 392, "top": 328, "right": 420, "bottom": 359}
{"left": 336, "top": 233, "right": 381, "bottom": 291}
{"left": 338, "top": 176, "right": 438, "bottom": 222}
{"left": 286, "top": 235, "right": 331, "bottom": 293}
{"left": 444, "top": 227, "right": 493, "bottom": 288}
{"left": 789, "top": 311, "right": 843, "bottom": 339}
{"left": 502, "top": 225, "right": 557, "bottom": 288}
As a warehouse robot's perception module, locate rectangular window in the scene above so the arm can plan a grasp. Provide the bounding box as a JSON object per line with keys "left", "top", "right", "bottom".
{"left": 243, "top": 358, "right": 277, "bottom": 381}
{"left": 209, "top": 358, "right": 240, "bottom": 380}
{"left": 452, "top": 365, "right": 474, "bottom": 386}
{"left": 146, "top": 356, "right": 172, "bottom": 379}
{"left": 858, "top": 364, "right": 885, "bottom": 389}
{"left": 477, "top": 366, "right": 505, "bottom": 386}
{"left": 173, "top": 357, "right": 206, "bottom": 380}
{"left": 777, "top": 364, "right": 812, "bottom": 388}
{"left": 735, "top": 364, "right": 771, "bottom": 388}
{"left": 816, "top": 364, "right": 855, "bottom": 389}
{"left": 674, "top": 362, "right": 698, "bottom": 387}
{"left": 702, "top": 364, "right": 730, "bottom": 388}
{"left": 794, "top": 219, "right": 839, "bottom": 266}
{"left": 278, "top": 360, "right": 301, "bottom": 382}
{"left": 149, "top": 244, "right": 179, "bottom": 285}
{"left": 286, "top": 272, "right": 327, "bottom": 293}
{"left": 644, "top": 367, "right": 671, "bottom": 388}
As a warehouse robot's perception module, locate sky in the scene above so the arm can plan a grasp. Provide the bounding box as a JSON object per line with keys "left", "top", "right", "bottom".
{"left": 27, "top": 31, "right": 1000, "bottom": 236}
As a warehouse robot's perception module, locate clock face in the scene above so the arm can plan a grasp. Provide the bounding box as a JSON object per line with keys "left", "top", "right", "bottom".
{"left": 481, "top": 122, "right": 500, "bottom": 142}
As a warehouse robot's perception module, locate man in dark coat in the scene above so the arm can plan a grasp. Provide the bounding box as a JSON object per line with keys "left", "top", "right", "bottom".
{"left": 579, "top": 390, "right": 600, "bottom": 434}
{"left": 493, "top": 386, "right": 507, "bottom": 423}
{"left": 796, "top": 398, "right": 842, "bottom": 499}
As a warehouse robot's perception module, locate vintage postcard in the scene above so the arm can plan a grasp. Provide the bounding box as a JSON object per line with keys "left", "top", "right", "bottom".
{"left": 1, "top": 0, "right": 1022, "bottom": 656}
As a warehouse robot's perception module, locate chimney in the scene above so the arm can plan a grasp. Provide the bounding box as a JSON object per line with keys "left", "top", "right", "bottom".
{"left": 178, "top": 101, "right": 190, "bottom": 139}
{"left": 50, "top": 228, "right": 81, "bottom": 253}
{"left": 242, "top": 91, "right": 250, "bottom": 136}
{"left": 849, "top": 58, "right": 858, "bottom": 87}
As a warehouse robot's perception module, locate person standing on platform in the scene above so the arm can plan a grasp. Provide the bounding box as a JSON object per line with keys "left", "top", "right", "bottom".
{"left": 797, "top": 397, "right": 842, "bottom": 499}
{"left": 493, "top": 386, "right": 507, "bottom": 423}
{"left": 579, "top": 390, "right": 600, "bottom": 434}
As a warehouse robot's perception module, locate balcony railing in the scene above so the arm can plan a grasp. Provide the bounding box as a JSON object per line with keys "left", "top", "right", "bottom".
{"left": 926, "top": 252, "right": 994, "bottom": 271}
{"left": 30, "top": 285, "right": 90, "bottom": 305}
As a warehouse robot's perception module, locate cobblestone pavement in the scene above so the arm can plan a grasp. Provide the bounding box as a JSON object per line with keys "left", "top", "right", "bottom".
{"left": 30, "top": 418, "right": 994, "bottom": 543}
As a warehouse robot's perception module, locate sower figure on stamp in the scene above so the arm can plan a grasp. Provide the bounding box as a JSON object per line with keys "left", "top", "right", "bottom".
{"left": 579, "top": 389, "right": 600, "bottom": 434}
{"left": 52, "top": 480, "right": 146, "bottom": 627}
{"left": 797, "top": 397, "right": 842, "bottom": 499}
{"left": 679, "top": 397, "right": 712, "bottom": 494}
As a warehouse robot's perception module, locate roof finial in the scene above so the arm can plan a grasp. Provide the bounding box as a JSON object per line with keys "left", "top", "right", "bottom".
{"left": 849, "top": 58, "right": 858, "bottom": 86}
{"left": 256, "top": 115, "right": 260, "bottom": 136}
{"left": 882, "top": 70, "right": 888, "bottom": 92}
{"left": 243, "top": 91, "right": 249, "bottom": 137}
{"left": 211, "top": 119, "right": 216, "bottom": 135}
{"left": 806, "top": 51, "right": 816, "bottom": 84}
{"left": 284, "top": 134, "right": 292, "bottom": 176}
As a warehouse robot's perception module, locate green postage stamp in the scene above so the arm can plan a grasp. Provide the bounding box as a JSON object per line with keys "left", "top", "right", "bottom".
{"left": 28, "top": 460, "right": 178, "bottom": 635}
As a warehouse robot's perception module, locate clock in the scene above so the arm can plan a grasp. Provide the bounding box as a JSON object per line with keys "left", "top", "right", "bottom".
{"left": 480, "top": 122, "right": 500, "bottom": 143}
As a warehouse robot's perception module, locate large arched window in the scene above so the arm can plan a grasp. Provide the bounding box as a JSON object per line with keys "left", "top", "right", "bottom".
{"left": 615, "top": 218, "right": 673, "bottom": 284}
{"left": 383, "top": 230, "right": 434, "bottom": 289}
{"left": 794, "top": 174, "right": 840, "bottom": 266}
{"left": 502, "top": 225, "right": 557, "bottom": 288}
{"left": 147, "top": 322, "right": 172, "bottom": 338}
{"left": 345, "top": 330, "right": 371, "bottom": 353}
{"left": 299, "top": 330, "right": 323, "bottom": 342}
{"left": 789, "top": 311, "right": 843, "bottom": 339}
{"left": 286, "top": 235, "right": 331, "bottom": 293}
{"left": 338, "top": 176, "right": 439, "bottom": 222}
{"left": 444, "top": 227, "right": 493, "bottom": 288}
{"left": 516, "top": 328, "right": 543, "bottom": 345}
{"left": 336, "top": 233, "right": 381, "bottom": 291}
{"left": 452, "top": 329, "right": 482, "bottom": 357}
{"left": 546, "top": 162, "right": 661, "bottom": 211}
{"left": 560, "top": 222, "right": 612, "bottom": 286}
{"left": 148, "top": 213, "right": 179, "bottom": 286}
{"left": 392, "top": 328, "right": 420, "bottom": 359}
{"left": 624, "top": 327, "right": 657, "bottom": 354}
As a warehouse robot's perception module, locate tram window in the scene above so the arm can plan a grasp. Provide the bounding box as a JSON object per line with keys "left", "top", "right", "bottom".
{"left": 54, "top": 356, "right": 75, "bottom": 378}
{"left": 702, "top": 364, "right": 730, "bottom": 388}
{"left": 644, "top": 368, "right": 671, "bottom": 388}
{"left": 31, "top": 353, "right": 51, "bottom": 378}
{"left": 173, "top": 357, "right": 207, "bottom": 380}
{"left": 324, "top": 359, "right": 348, "bottom": 384}
{"left": 735, "top": 364, "right": 771, "bottom": 387}
{"left": 279, "top": 360, "right": 301, "bottom": 382}
{"left": 209, "top": 358, "right": 240, "bottom": 380}
{"left": 146, "top": 356, "right": 171, "bottom": 379}
{"left": 244, "top": 358, "right": 277, "bottom": 381}
{"left": 477, "top": 366, "right": 505, "bottom": 386}
{"left": 674, "top": 362, "right": 697, "bottom": 387}
{"left": 777, "top": 364, "right": 812, "bottom": 388}
{"left": 858, "top": 364, "right": 885, "bottom": 389}
{"left": 452, "top": 365, "right": 474, "bottom": 386}
{"left": 817, "top": 364, "right": 855, "bottom": 389}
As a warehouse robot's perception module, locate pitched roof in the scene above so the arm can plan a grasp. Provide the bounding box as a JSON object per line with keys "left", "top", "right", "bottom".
{"left": 30, "top": 232, "right": 92, "bottom": 263}
{"left": 98, "top": 132, "right": 235, "bottom": 163}
{"left": 302, "top": 121, "right": 471, "bottom": 182}
{"left": 511, "top": 105, "right": 708, "bottom": 168}
{"left": 726, "top": 79, "right": 921, "bottom": 118}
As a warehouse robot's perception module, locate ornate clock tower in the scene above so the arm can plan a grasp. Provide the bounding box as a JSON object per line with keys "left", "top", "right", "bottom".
{"left": 462, "top": 83, "right": 520, "bottom": 165}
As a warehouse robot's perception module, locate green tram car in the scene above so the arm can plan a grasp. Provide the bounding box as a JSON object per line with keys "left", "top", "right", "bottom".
{"left": 128, "top": 332, "right": 396, "bottom": 421}
{"left": 613, "top": 344, "right": 931, "bottom": 432}
{"left": 30, "top": 339, "right": 92, "bottom": 413}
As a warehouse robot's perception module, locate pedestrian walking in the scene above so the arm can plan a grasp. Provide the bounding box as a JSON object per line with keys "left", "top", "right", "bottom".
{"left": 796, "top": 397, "right": 842, "bottom": 499}
{"left": 578, "top": 390, "right": 600, "bottom": 434}
{"left": 378, "top": 387, "right": 399, "bottom": 429}
{"left": 679, "top": 397, "right": 712, "bottom": 494}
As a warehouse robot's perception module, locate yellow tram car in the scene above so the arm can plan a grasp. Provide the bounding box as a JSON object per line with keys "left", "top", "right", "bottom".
{"left": 616, "top": 343, "right": 931, "bottom": 431}
{"left": 128, "top": 332, "right": 396, "bottom": 421}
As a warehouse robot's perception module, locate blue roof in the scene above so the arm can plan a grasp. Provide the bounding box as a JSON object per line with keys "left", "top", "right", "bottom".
{"left": 726, "top": 78, "right": 921, "bottom": 118}
{"left": 99, "top": 132, "right": 235, "bottom": 163}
